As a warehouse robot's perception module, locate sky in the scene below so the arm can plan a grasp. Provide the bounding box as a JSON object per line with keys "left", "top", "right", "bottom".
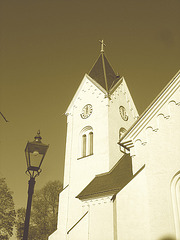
{"left": 0, "top": 0, "right": 180, "bottom": 239}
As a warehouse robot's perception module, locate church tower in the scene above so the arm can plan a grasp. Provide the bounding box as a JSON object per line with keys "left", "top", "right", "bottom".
{"left": 49, "top": 41, "right": 139, "bottom": 240}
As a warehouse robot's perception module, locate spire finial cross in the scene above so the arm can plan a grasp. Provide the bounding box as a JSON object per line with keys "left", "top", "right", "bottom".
{"left": 99, "top": 40, "right": 106, "bottom": 53}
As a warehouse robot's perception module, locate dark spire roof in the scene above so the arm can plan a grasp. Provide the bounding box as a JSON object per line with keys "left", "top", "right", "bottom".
{"left": 88, "top": 43, "right": 120, "bottom": 92}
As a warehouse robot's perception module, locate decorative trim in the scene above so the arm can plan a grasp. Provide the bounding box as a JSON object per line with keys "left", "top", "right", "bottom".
{"left": 146, "top": 126, "right": 159, "bottom": 132}
{"left": 82, "top": 196, "right": 113, "bottom": 207}
{"left": 157, "top": 113, "right": 170, "bottom": 120}
{"left": 120, "top": 95, "right": 180, "bottom": 153}
{"left": 120, "top": 71, "right": 180, "bottom": 142}
{"left": 169, "top": 100, "right": 180, "bottom": 106}
{"left": 66, "top": 74, "right": 106, "bottom": 115}
{"left": 135, "top": 139, "right": 147, "bottom": 146}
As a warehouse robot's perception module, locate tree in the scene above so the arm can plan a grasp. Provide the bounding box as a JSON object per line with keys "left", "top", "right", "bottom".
{"left": 16, "top": 180, "right": 62, "bottom": 240}
{"left": 15, "top": 208, "right": 25, "bottom": 240}
{"left": 0, "top": 177, "right": 16, "bottom": 240}
{"left": 15, "top": 208, "right": 36, "bottom": 240}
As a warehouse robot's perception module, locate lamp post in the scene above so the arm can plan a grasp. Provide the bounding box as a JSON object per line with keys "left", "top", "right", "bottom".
{"left": 23, "top": 130, "right": 49, "bottom": 240}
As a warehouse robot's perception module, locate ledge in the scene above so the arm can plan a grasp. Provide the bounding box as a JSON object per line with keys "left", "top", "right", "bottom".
{"left": 77, "top": 154, "right": 93, "bottom": 160}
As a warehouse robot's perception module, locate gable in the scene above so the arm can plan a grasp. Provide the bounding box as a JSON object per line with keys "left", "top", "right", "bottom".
{"left": 65, "top": 74, "right": 107, "bottom": 115}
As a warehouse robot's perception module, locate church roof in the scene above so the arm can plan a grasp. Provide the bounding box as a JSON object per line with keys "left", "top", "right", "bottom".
{"left": 119, "top": 70, "right": 180, "bottom": 147}
{"left": 76, "top": 154, "right": 135, "bottom": 200}
{"left": 88, "top": 53, "right": 120, "bottom": 92}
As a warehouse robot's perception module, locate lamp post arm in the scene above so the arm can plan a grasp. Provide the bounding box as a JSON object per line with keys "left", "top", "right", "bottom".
{"left": 23, "top": 177, "right": 36, "bottom": 240}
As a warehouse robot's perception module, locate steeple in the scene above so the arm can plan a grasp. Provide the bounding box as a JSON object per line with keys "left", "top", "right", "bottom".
{"left": 88, "top": 40, "right": 120, "bottom": 93}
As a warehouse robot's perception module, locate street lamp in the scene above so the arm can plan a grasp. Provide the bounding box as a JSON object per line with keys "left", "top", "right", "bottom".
{"left": 23, "top": 130, "right": 49, "bottom": 240}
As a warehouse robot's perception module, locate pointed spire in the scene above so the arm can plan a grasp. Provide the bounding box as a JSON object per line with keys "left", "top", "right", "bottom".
{"left": 89, "top": 40, "right": 120, "bottom": 94}
{"left": 98, "top": 40, "right": 109, "bottom": 93}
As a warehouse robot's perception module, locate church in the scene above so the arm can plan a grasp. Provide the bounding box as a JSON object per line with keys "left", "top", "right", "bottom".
{"left": 49, "top": 41, "right": 180, "bottom": 240}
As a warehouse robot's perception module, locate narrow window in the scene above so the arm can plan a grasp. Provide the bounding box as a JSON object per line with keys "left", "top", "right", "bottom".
{"left": 89, "top": 132, "right": 93, "bottom": 155}
{"left": 79, "top": 126, "right": 93, "bottom": 159}
{"left": 82, "top": 134, "right": 86, "bottom": 157}
{"left": 119, "top": 127, "right": 127, "bottom": 139}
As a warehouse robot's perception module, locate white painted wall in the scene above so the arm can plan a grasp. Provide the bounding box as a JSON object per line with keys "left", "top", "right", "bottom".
{"left": 49, "top": 74, "right": 138, "bottom": 240}
{"left": 116, "top": 86, "right": 180, "bottom": 240}
{"left": 108, "top": 78, "right": 139, "bottom": 169}
{"left": 116, "top": 169, "right": 150, "bottom": 240}
{"left": 49, "top": 72, "right": 180, "bottom": 240}
{"left": 67, "top": 213, "right": 89, "bottom": 240}
{"left": 88, "top": 197, "right": 114, "bottom": 240}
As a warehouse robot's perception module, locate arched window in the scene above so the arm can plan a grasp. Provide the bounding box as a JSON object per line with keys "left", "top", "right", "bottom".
{"left": 79, "top": 126, "right": 93, "bottom": 159}
{"left": 82, "top": 134, "right": 87, "bottom": 157}
{"left": 89, "top": 132, "right": 93, "bottom": 155}
{"left": 119, "top": 127, "right": 127, "bottom": 139}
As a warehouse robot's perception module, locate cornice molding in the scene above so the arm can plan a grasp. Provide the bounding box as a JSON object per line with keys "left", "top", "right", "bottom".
{"left": 120, "top": 70, "right": 180, "bottom": 144}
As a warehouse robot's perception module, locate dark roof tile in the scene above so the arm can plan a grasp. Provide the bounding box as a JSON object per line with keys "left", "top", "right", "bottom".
{"left": 76, "top": 154, "right": 134, "bottom": 200}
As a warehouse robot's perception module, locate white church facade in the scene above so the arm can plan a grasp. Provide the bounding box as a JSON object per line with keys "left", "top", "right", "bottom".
{"left": 49, "top": 42, "right": 180, "bottom": 240}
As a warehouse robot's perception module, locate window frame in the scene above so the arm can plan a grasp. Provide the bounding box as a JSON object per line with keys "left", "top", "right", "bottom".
{"left": 78, "top": 126, "right": 93, "bottom": 159}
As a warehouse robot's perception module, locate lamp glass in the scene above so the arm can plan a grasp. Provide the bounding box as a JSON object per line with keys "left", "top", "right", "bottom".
{"left": 25, "top": 142, "right": 48, "bottom": 172}
{"left": 25, "top": 131, "right": 49, "bottom": 174}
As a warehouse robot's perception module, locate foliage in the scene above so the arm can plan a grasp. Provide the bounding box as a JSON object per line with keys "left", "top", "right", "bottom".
{"left": 15, "top": 208, "right": 36, "bottom": 240}
{"left": 15, "top": 208, "right": 25, "bottom": 240}
{"left": 16, "top": 180, "right": 62, "bottom": 240}
{"left": 0, "top": 177, "right": 16, "bottom": 240}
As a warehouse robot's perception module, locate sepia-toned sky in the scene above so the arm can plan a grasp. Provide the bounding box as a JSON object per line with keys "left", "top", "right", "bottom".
{"left": 0, "top": 0, "right": 180, "bottom": 238}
